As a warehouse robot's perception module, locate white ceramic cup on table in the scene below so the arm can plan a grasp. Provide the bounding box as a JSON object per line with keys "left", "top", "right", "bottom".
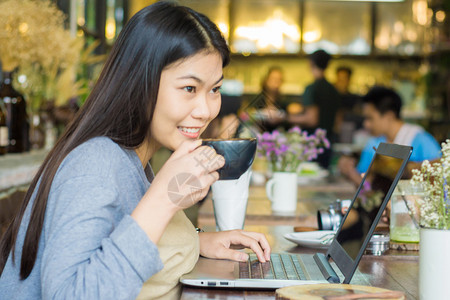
{"left": 266, "top": 172, "right": 297, "bottom": 213}
{"left": 211, "top": 169, "right": 252, "bottom": 231}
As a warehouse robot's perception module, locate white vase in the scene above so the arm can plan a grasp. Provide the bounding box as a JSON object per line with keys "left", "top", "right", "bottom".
{"left": 419, "top": 227, "right": 450, "bottom": 300}
{"left": 265, "top": 172, "right": 297, "bottom": 213}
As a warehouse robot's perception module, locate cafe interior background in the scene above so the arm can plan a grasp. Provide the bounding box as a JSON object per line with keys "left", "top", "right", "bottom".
{"left": 38, "top": 0, "right": 450, "bottom": 141}
{"left": 0, "top": 0, "right": 449, "bottom": 229}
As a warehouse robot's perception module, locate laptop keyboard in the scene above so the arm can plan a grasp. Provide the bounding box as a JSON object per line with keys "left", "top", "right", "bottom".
{"left": 239, "top": 253, "right": 306, "bottom": 280}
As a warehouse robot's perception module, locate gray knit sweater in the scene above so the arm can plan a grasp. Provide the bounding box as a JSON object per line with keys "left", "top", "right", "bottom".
{"left": 0, "top": 137, "right": 164, "bottom": 299}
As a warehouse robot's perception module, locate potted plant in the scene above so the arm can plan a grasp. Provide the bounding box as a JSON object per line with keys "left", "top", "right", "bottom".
{"left": 411, "top": 139, "right": 449, "bottom": 299}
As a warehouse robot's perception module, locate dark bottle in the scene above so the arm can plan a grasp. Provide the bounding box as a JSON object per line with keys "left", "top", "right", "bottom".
{"left": 0, "top": 71, "right": 29, "bottom": 153}
{"left": 0, "top": 98, "right": 7, "bottom": 155}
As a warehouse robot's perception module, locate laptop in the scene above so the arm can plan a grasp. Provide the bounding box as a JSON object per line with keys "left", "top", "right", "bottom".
{"left": 181, "top": 142, "right": 412, "bottom": 289}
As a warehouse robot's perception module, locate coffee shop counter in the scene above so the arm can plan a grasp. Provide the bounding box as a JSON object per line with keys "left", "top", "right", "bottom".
{"left": 0, "top": 149, "right": 48, "bottom": 233}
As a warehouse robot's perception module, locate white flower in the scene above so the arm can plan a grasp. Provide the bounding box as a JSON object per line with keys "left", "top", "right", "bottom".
{"left": 411, "top": 140, "right": 450, "bottom": 230}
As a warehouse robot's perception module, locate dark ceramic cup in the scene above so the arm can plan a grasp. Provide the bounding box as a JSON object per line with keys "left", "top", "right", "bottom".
{"left": 201, "top": 138, "right": 257, "bottom": 180}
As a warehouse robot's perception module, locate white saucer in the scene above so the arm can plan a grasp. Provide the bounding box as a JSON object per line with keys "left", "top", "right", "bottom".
{"left": 297, "top": 170, "right": 329, "bottom": 184}
{"left": 284, "top": 230, "right": 336, "bottom": 249}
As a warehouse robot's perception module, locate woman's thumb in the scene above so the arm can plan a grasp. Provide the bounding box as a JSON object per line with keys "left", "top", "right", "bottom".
{"left": 219, "top": 248, "right": 249, "bottom": 262}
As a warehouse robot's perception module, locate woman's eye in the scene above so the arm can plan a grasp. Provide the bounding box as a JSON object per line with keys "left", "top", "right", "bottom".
{"left": 211, "top": 86, "right": 222, "bottom": 94}
{"left": 184, "top": 86, "right": 196, "bottom": 93}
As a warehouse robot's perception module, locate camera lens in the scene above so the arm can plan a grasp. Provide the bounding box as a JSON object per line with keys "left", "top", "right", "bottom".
{"left": 317, "top": 209, "right": 342, "bottom": 231}
{"left": 317, "top": 210, "right": 332, "bottom": 230}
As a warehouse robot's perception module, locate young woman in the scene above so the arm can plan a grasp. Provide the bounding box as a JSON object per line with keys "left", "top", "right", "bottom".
{"left": 0, "top": 2, "right": 270, "bottom": 299}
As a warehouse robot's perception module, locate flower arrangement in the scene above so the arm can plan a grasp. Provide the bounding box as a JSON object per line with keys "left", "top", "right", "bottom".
{"left": 0, "top": 0, "right": 105, "bottom": 111}
{"left": 0, "top": 0, "right": 73, "bottom": 72}
{"left": 0, "top": 0, "right": 79, "bottom": 110}
{"left": 256, "top": 126, "right": 330, "bottom": 172}
{"left": 411, "top": 139, "right": 450, "bottom": 230}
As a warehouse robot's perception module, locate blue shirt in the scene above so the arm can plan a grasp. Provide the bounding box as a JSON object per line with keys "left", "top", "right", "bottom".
{"left": 357, "top": 131, "right": 441, "bottom": 174}
{"left": 0, "top": 137, "right": 164, "bottom": 299}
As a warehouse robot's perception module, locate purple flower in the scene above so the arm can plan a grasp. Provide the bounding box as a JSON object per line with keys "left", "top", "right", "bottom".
{"left": 272, "top": 130, "right": 280, "bottom": 137}
{"left": 288, "top": 126, "right": 302, "bottom": 134}
{"left": 280, "top": 144, "right": 289, "bottom": 152}
{"left": 262, "top": 132, "right": 272, "bottom": 140}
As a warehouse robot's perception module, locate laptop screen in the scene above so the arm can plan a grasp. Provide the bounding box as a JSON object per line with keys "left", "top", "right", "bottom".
{"left": 335, "top": 153, "right": 405, "bottom": 259}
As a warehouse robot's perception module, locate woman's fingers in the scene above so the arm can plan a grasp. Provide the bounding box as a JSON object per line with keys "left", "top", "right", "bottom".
{"left": 240, "top": 231, "right": 271, "bottom": 261}
{"left": 229, "top": 231, "right": 268, "bottom": 263}
{"left": 190, "top": 146, "right": 225, "bottom": 174}
{"left": 205, "top": 171, "right": 220, "bottom": 186}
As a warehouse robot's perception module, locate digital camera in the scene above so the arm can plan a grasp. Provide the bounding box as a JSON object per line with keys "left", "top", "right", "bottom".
{"left": 317, "top": 199, "right": 351, "bottom": 231}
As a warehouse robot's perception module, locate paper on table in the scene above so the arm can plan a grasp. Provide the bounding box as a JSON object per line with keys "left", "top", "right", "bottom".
{"left": 211, "top": 169, "right": 252, "bottom": 231}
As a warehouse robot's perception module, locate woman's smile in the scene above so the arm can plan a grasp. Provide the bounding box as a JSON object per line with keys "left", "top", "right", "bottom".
{"left": 177, "top": 126, "right": 202, "bottom": 139}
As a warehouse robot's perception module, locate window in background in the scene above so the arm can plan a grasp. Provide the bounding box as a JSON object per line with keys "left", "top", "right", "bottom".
{"left": 105, "top": 0, "right": 126, "bottom": 44}
{"left": 178, "top": 0, "right": 230, "bottom": 40}
{"left": 76, "top": 0, "right": 86, "bottom": 37}
{"left": 375, "top": 0, "right": 428, "bottom": 55}
{"left": 303, "top": 1, "right": 371, "bottom": 55}
{"left": 84, "top": 0, "right": 96, "bottom": 35}
{"left": 231, "top": 0, "right": 301, "bottom": 54}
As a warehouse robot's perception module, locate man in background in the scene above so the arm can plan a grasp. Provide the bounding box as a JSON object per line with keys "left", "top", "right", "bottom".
{"left": 288, "top": 49, "right": 341, "bottom": 168}
{"left": 339, "top": 86, "right": 441, "bottom": 185}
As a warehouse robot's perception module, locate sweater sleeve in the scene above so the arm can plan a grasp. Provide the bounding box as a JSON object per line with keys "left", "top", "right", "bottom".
{"left": 40, "top": 175, "right": 163, "bottom": 300}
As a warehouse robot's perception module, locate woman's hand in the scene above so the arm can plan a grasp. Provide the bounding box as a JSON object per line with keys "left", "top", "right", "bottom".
{"left": 198, "top": 230, "right": 271, "bottom": 263}
{"left": 132, "top": 140, "right": 225, "bottom": 244}
{"left": 151, "top": 140, "right": 225, "bottom": 209}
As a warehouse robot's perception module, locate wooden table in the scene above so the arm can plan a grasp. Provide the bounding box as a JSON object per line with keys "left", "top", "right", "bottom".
{"left": 181, "top": 225, "right": 419, "bottom": 300}
{"left": 184, "top": 176, "right": 418, "bottom": 299}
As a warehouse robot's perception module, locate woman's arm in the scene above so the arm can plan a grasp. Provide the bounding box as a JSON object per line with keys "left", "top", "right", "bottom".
{"left": 287, "top": 105, "right": 319, "bottom": 128}
{"left": 41, "top": 140, "right": 224, "bottom": 299}
{"left": 41, "top": 176, "right": 163, "bottom": 300}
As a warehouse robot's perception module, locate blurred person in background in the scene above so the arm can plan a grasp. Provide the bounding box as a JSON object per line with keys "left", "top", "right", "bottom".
{"left": 339, "top": 86, "right": 441, "bottom": 186}
{"left": 250, "top": 66, "right": 287, "bottom": 132}
{"left": 334, "top": 66, "right": 364, "bottom": 143}
{"left": 288, "top": 49, "right": 341, "bottom": 168}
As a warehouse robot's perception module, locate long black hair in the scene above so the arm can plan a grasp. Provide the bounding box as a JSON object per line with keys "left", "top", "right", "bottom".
{"left": 0, "top": 1, "right": 230, "bottom": 279}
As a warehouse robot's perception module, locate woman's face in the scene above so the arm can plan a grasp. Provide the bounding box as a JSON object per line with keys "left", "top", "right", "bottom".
{"left": 150, "top": 51, "right": 223, "bottom": 151}
{"left": 265, "top": 70, "right": 283, "bottom": 92}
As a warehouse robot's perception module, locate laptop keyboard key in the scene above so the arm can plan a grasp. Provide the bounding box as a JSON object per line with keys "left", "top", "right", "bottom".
{"left": 261, "top": 261, "right": 274, "bottom": 279}
{"left": 281, "top": 254, "right": 300, "bottom": 280}
{"left": 250, "top": 258, "right": 263, "bottom": 279}
{"left": 291, "top": 255, "right": 306, "bottom": 280}
{"left": 239, "top": 261, "right": 250, "bottom": 279}
{"left": 271, "top": 254, "right": 287, "bottom": 280}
